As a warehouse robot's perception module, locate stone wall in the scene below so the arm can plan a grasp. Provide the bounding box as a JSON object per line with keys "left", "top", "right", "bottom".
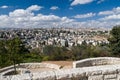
{"left": 0, "top": 63, "right": 61, "bottom": 78}
{"left": 1, "top": 57, "right": 120, "bottom": 80}
{"left": 2, "top": 64, "right": 120, "bottom": 80}
{"left": 73, "top": 57, "right": 120, "bottom": 68}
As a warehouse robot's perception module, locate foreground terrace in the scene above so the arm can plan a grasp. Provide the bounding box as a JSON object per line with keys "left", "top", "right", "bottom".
{"left": 1, "top": 57, "right": 120, "bottom": 80}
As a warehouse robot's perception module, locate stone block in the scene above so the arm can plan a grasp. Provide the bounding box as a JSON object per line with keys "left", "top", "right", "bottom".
{"left": 103, "top": 70, "right": 117, "bottom": 75}
{"left": 88, "top": 75, "right": 103, "bottom": 80}
{"left": 87, "top": 70, "right": 102, "bottom": 76}
{"left": 117, "top": 74, "right": 120, "bottom": 80}
{"left": 104, "top": 74, "right": 117, "bottom": 80}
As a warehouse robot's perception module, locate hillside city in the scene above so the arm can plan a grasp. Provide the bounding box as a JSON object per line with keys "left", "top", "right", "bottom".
{"left": 0, "top": 28, "right": 109, "bottom": 50}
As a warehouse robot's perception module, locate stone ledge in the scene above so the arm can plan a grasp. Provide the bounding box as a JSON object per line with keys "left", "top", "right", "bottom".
{"left": 73, "top": 57, "right": 120, "bottom": 68}
{"left": 10, "top": 64, "right": 120, "bottom": 80}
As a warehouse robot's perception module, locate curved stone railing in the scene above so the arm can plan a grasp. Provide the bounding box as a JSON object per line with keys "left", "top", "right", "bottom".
{"left": 0, "top": 66, "right": 14, "bottom": 73}
{"left": 73, "top": 57, "right": 120, "bottom": 68}
{"left": 0, "top": 63, "right": 61, "bottom": 77}
{"left": 2, "top": 64, "right": 120, "bottom": 80}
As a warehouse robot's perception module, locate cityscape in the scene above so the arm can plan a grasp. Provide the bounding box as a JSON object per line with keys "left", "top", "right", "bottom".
{"left": 0, "top": 28, "right": 109, "bottom": 50}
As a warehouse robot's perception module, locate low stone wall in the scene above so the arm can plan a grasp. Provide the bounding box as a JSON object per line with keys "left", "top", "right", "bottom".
{"left": 0, "top": 63, "right": 61, "bottom": 78}
{"left": 3, "top": 64, "right": 120, "bottom": 80}
{"left": 73, "top": 57, "right": 120, "bottom": 68}
{"left": 0, "top": 66, "right": 14, "bottom": 73}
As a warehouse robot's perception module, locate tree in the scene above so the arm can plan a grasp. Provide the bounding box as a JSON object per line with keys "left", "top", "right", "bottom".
{"left": 5, "top": 38, "right": 27, "bottom": 73}
{"left": 0, "top": 37, "right": 43, "bottom": 69}
{"left": 108, "top": 26, "right": 120, "bottom": 55}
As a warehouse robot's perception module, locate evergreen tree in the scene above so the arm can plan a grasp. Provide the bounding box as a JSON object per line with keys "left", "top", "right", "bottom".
{"left": 108, "top": 26, "right": 120, "bottom": 55}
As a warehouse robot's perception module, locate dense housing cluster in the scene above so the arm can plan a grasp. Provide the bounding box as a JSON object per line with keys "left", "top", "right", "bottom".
{"left": 0, "top": 28, "right": 109, "bottom": 50}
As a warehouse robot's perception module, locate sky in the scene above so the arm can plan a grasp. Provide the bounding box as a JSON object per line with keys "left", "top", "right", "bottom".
{"left": 0, "top": 0, "right": 120, "bottom": 28}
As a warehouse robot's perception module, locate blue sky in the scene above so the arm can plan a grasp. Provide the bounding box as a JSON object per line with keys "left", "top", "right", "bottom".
{"left": 0, "top": 0, "right": 120, "bottom": 28}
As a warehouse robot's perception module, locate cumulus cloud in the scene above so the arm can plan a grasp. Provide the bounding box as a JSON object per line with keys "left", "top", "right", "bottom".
{"left": 74, "top": 13, "right": 96, "bottom": 18}
{"left": 71, "top": 0, "right": 94, "bottom": 6}
{"left": 98, "top": 11, "right": 114, "bottom": 15}
{"left": 69, "top": 20, "right": 120, "bottom": 28}
{"left": 0, "top": 5, "right": 74, "bottom": 28}
{"left": 71, "top": 7, "right": 120, "bottom": 28}
{"left": 98, "top": 7, "right": 120, "bottom": 21}
{"left": 101, "top": 14, "right": 120, "bottom": 20}
{"left": 0, "top": 5, "right": 120, "bottom": 29}
{"left": 27, "top": 5, "right": 43, "bottom": 11}
{"left": 9, "top": 9, "right": 34, "bottom": 17}
{"left": 0, "top": 5, "right": 8, "bottom": 9}
{"left": 98, "top": 7, "right": 120, "bottom": 16}
{"left": 50, "top": 6, "right": 59, "bottom": 10}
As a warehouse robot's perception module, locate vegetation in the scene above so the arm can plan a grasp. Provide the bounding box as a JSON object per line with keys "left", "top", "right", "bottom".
{"left": 108, "top": 25, "right": 120, "bottom": 55}
{"left": 0, "top": 38, "right": 42, "bottom": 69}
{"left": 42, "top": 43, "right": 111, "bottom": 61}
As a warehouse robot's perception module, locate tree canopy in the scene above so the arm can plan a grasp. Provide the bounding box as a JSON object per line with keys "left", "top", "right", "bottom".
{"left": 0, "top": 38, "right": 27, "bottom": 68}
{"left": 109, "top": 26, "right": 120, "bottom": 55}
{"left": 0, "top": 38, "right": 43, "bottom": 68}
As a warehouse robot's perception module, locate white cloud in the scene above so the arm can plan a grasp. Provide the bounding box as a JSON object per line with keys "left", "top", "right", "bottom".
{"left": 0, "top": 5, "right": 120, "bottom": 29}
{"left": 69, "top": 20, "right": 120, "bottom": 28}
{"left": 0, "top": 5, "right": 74, "bottom": 28}
{"left": 98, "top": 7, "right": 120, "bottom": 21}
{"left": 98, "top": 7, "right": 120, "bottom": 16}
{"left": 101, "top": 14, "right": 120, "bottom": 20}
{"left": 1, "top": 9, "right": 120, "bottom": 28}
{"left": 74, "top": 13, "right": 96, "bottom": 18}
{"left": 71, "top": 0, "right": 94, "bottom": 6}
{"left": 27, "top": 5, "right": 43, "bottom": 11}
{"left": 50, "top": 6, "right": 59, "bottom": 10}
{"left": 9, "top": 9, "right": 34, "bottom": 17}
{"left": 98, "top": 11, "right": 114, "bottom": 15}
{"left": 0, "top": 5, "right": 8, "bottom": 9}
